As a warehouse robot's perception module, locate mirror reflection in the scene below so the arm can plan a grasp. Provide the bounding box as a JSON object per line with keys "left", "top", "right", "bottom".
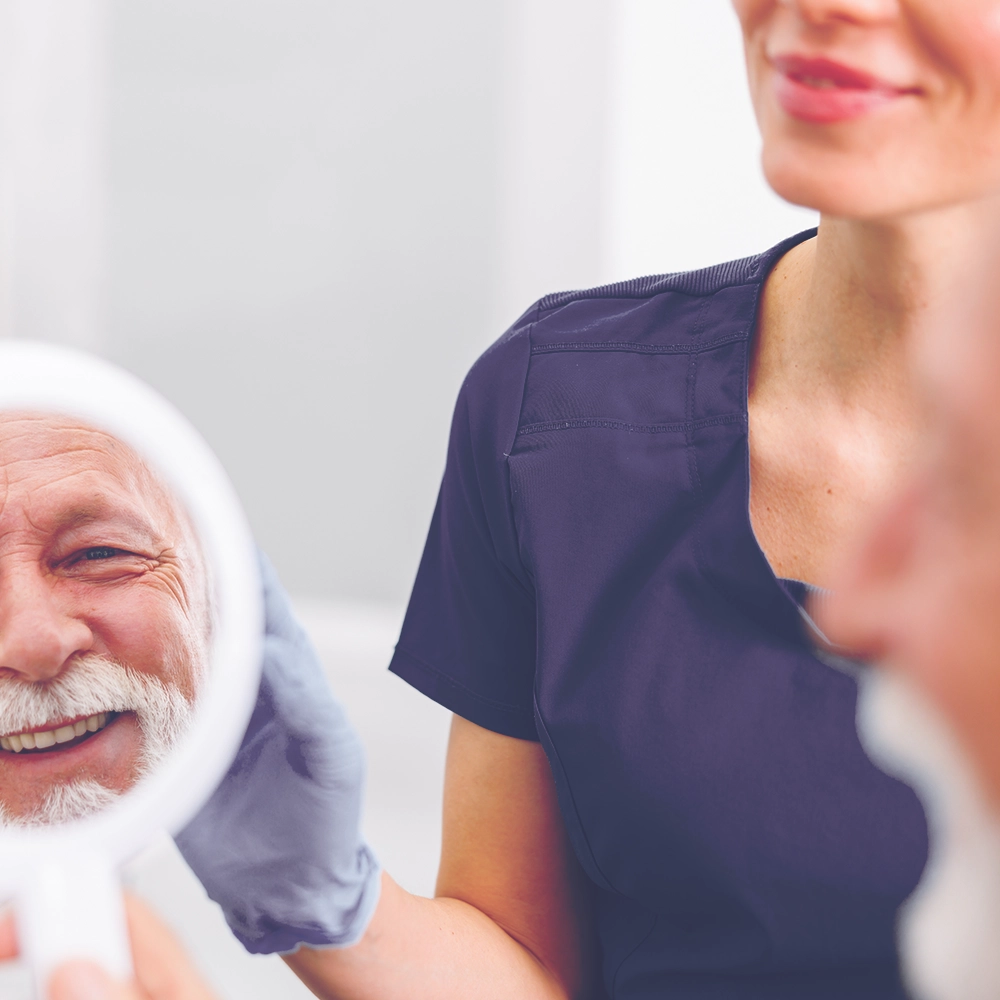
{"left": 0, "top": 411, "right": 210, "bottom": 826}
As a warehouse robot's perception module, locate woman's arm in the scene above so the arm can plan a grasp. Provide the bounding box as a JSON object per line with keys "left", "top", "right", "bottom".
{"left": 284, "top": 715, "right": 598, "bottom": 1000}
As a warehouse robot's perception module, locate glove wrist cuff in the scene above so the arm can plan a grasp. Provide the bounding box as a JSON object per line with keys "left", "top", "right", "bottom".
{"left": 234, "top": 845, "right": 382, "bottom": 956}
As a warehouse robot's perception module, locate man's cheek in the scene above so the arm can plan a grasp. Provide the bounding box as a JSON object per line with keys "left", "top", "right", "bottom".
{"left": 880, "top": 563, "right": 969, "bottom": 695}
{"left": 84, "top": 592, "right": 197, "bottom": 697}
{"left": 912, "top": 583, "right": 1000, "bottom": 751}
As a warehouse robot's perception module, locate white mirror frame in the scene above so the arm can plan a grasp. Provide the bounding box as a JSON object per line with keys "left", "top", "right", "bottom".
{"left": 0, "top": 341, "right": 262, "bottom": 988}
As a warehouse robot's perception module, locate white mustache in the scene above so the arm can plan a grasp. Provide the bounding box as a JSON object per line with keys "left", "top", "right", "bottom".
{"left": 0, "top": 654, "right": 185, "bottom": 732}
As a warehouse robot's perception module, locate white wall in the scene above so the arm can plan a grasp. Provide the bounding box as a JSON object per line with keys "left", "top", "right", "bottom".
{"left": 105, "top": 0, "right": 506, "bottom": 604}
{"left": 0, "top": 0, "right": 108, "bottom": 348}
{"left": 492, "top": 0, "right": 616, "bottom": 326}
{"left": 605, "top": 0, "right": 816, "bottom": 280}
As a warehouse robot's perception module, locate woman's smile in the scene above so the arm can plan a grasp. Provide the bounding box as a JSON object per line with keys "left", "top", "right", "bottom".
{"left": 771, "top": 53, "right": 920, "bottom": 124}
{"left": 734, "top": 0, "right": 1000, "bottom": 217}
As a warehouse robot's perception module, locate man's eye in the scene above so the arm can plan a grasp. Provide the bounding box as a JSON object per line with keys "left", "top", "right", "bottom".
{"left": 83, "top": 547, "right": 126, "bottom": 561}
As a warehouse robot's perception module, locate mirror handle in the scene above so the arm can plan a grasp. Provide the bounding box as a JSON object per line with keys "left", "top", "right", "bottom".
{"left": 17, "top": 850, "right": 132, "bottom": 998}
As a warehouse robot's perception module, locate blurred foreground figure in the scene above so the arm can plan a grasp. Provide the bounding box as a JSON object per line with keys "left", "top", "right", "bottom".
{"left": 820, "top": 236, "right": 1000, "bottom": 1000}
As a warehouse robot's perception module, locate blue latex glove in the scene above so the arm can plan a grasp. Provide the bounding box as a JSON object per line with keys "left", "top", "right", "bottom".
{"left": 175, "top": 552, "right": 381, "bottom": 955}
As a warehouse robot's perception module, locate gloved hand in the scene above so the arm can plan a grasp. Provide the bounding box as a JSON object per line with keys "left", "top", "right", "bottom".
{"left": 174, "top": 551, "right": 381, "bottom": 955}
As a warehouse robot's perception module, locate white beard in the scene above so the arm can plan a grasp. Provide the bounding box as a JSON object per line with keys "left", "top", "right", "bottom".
{"left": 0, "top": 654, "right": 195, "bottom": 827}
{"left": 857, "top": 669, "right": 1000, "bottom": 1000}
{"left": 22, "top": 779, "right": 122, "bottom": 825}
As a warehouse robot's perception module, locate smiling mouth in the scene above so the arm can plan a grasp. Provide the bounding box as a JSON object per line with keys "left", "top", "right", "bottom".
{"left": 0, "top": 712, "right": 117, "bottom": 753}
{"left": 795, "top": 75, "right": 842, "bottom": 91}
{"left": 773, "top": 54, "right": 909, "bottom": 94}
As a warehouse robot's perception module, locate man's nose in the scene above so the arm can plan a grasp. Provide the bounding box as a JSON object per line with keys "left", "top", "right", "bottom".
{"left": 0, "top": 565, "right": 94, "bottom": 681}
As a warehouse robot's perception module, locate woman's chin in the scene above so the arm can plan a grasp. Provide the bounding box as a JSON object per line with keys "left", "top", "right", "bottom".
{"left": 760, "top": 155, "right": 898, "bottom": 221}
{"left": 761, "top": 146, "right": 1000, "bottom": 224}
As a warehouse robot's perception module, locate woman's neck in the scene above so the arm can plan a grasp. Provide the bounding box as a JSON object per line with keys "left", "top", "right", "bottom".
{"left": 747, "top": 199, "right": 1000, "bottom": 584}
{"left": 756, "top": 202, "right": 1000, "bottom": 410}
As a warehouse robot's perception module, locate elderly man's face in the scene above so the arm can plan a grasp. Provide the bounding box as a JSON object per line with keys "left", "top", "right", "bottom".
{"left": 819, "top": 274, "right": 1000, "bottom": 810}
{"left": 0, "top": 415, "right": 208, "bottom": 825}
{"left": 817, "top": 247, "right": 1000, "bottom": 1000}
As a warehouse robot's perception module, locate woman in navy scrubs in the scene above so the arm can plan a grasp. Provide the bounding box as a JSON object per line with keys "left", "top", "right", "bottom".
{"left": 208, "top": 1, "right": 1000, "bottom": 998}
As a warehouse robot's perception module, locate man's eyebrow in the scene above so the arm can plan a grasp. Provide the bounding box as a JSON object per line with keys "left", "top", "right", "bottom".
{"left": 50, "top": 501, "right": 161, "bottom": 540}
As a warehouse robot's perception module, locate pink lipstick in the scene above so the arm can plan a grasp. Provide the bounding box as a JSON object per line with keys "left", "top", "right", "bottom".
{"left": 772, "top": 55, "right": 916, "bottom": 124}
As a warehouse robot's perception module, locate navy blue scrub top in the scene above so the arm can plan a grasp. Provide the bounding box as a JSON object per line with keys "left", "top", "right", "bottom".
{"left": 389, "top": 230, "right": 929, "bottom": 999}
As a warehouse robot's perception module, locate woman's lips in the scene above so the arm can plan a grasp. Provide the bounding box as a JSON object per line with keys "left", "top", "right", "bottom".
{"left": 772, "top": 54, "right": 918, "bottom": 124}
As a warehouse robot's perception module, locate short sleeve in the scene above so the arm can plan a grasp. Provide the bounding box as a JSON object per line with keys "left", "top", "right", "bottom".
{"left": 388, "top": 326, "right": 539, "bottom": 741}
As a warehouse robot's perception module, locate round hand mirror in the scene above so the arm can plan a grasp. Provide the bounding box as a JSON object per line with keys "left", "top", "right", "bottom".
{"left": 0, "top": 341, "right": 262, "bottom": 995}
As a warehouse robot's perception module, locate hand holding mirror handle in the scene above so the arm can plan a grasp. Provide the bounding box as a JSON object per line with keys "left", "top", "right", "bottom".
{"left": 17, "top": 850, "right": 132, "bottom": 997}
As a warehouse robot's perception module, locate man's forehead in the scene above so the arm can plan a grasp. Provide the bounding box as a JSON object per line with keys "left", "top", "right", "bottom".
{"left": 0, "top": 414, "right": 132, "bottom": 467}
{"left": 0, "top": 414, "right": 176, "bottom": 533}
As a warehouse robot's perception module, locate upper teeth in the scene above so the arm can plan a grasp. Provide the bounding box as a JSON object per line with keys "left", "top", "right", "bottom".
{"left": 0, "top": 713, "right": 110, "bottom": 753}
{"left": 801, "top": 75, "right": 837, "bottom": 90}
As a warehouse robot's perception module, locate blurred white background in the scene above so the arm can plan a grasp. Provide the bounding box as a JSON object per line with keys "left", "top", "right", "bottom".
{"left": 0, "top": 0, "right": 815, "bottom": 996}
